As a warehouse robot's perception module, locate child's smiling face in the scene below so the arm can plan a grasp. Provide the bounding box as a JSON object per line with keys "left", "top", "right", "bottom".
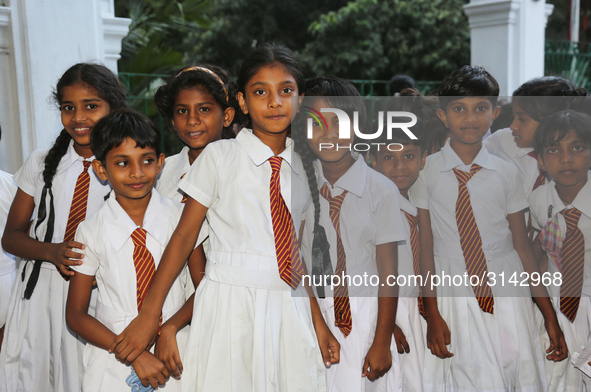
{"left": 306, "top": 99, "right": 354, "bottom": 164}
{"left": 539, "top": 130, "right": 591, "bottom": 196}
{"left": 437, "top": 97, "right": 500, "bottom": 148}
{"left": 370, "top": 144, "right": 426, "bottom": 197}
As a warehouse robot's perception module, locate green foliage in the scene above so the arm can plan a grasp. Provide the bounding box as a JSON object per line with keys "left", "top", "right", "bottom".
{"left": 301, "top": 0, "right": 470, "bottom": 80}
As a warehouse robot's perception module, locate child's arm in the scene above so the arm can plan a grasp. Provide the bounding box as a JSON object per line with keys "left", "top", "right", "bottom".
{"left": 65, "top": 272, "right": 170, "bottom": 388}
{"left": 418, "top": 207, "right": 454, "bottom": 358}
{"left": 2, "top": 189, "right": 84, "bottom": 276}
{"left": 507, "top": 210, "right": 568, "bottom": 361}
{"left": 393, "top": 324, "right": 410, "bottom": 354}
{"left": 109, "top": 197, "right": 208, "bottom": 364}
{"left": 362, "top": 241, "right": 398, "bottom": 381}
{"left": 300, "top": 220, "right": 341, "bottom": 367}
{"left": 155, "top": 244, "right": 206, "bottom": 378}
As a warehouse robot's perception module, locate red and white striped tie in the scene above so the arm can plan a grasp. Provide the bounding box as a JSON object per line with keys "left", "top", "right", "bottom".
{"left": 269, "top": 157, "right": 304, "bottom": 289}
{"left": 64, "top": 160, "right": 91, "bottom": 242}
{"left": 454, "top": 165, "right": 494, "bottom": 313}
{"left": 560, "top": 208, "right": 585, "bottom": 322}
{"left": 404, "top": 211, "right": 427, "bottom": 318}
{"left": 320, "top": 183, "right": 352, "bottom": 337}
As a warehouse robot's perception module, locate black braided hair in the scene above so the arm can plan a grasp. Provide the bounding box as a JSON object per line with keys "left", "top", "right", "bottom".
{"left": 154, "top": 64, "right": 237, "bottom": 140}
{"left": 23, "top": 63, "right": 127, "bottom": 299}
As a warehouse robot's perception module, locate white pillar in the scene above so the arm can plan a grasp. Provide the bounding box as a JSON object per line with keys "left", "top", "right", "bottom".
{"left": 464, "top": 0, "right": 554, "bottom": 97}
{"left": 0, "top": 0, "right": 130, "bottom": 172}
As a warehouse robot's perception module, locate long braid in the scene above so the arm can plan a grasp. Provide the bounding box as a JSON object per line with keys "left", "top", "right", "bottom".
{"left": 23, "top": 129, "right": 72, "bottom": 299}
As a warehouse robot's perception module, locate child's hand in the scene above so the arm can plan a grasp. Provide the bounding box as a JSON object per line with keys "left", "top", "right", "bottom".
{"left": 426, "top": 314, "right": 454, "bottom": 358}
{"left": 109, "top": 313, "right": 159, "bottom": 365}
{"left": 131, "top": 350, "right": 170, "bottom": 389}
{"left": 49, "top": 241, "right": 85, "bottom": 277}
{"left": 393, "top": 324, "right": 410, "bottom": 354}
{"left": 544, "top": 317, "right": 568, "bottom": 362}
{"left": 315, "top": 322, "right": 340, "bottom": 367}
{"left": 362, "top": 343, "right": 392, "bottom": 381}
{"left": 155, "top": 323, "right": 183, "bottom": 379}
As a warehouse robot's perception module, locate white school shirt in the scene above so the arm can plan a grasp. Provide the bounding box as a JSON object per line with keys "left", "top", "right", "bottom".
{"left": 72, "top": 189, "right": 194, "bottom": 325}
{"left": 484, "top": 127, "right": 544, "bottom": 197}
{"left": 0, "top": 170, "right": 16, "bottom": 275}
{"left": 156, "top": 146, "right": 191, "bottom": 202}
{"left": 302, "top": 154, "right": 405, "bottom": 297}
{"left": 398, "top": 194, "right": 420, "bottom": 298}
{"left": 410, "top": 140, "right": 528, "bottom": 260}
{"left": 13, "top": 140, "right": 111, "bottom": 270}
{"left": 529, "top": 176, "right": 591, "bottom": 297}
{"left": 178, "top": 128, "right": 309, "bottom": 276}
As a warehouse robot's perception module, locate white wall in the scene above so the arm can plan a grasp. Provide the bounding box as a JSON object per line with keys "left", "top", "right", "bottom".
{"left": 0, "top": 0, "right": 130, "bottom": 173}
{"left": 464, "top": 0, "right": 554, "bottom": 97}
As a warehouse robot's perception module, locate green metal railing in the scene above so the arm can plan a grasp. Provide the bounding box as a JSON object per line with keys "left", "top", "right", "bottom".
{"left": 545, "top": 40, "right": 591, "bottom": 90}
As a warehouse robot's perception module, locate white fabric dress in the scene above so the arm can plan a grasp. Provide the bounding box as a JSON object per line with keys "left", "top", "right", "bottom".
{"left": 72, "top": 189, "right": 196, "bottom": 392}
{"left": 178, "top": 129, "right": 326, "bottom": 392}
{"left": 156, "top": 146, "right": 191, "bottom": 203}
{"left": 0, "top": 141, "right": 111, "bottom": 392}
{"left": 0, "top": 170, "right": 17, "bottom": 328}
{"left": 396, "top": 195, "right": 427, "bottom": 392}
{"left": 301, "top": 154, "right": 406, "bottom": 392}
{"left": 529, "top": 177, "right": 591, "bottom": 392}
{"left": 410, "top": 141, "right": 547, "bottom": 392}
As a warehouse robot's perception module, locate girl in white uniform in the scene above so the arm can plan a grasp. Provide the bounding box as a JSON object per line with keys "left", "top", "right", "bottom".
{"left": 529, "top": 111, "right": 591, "bottom": 391}
{"left": 0, "top": 63, "right": 126, "bottom": 392}
{"left": 296, "top": 77, "right": 404, "bottom": 392}
{"left": 107, "top": 43, "right": 340, "bottom": 392}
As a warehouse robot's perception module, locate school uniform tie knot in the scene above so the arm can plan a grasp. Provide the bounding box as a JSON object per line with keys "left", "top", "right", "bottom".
{"left": 319, "top": 183, "right": 352, "bottom": 337}
{"left": 404, "top": 211, "right": 427, "bottom": 318}
{"left": 560, "top": 207, "right": 585, "bottom": 322}
{"left": 268, "top": 156, "right": 304, "bottom": 289}
{"left": 453, "top": 164, "right": 494, "bottom": 314}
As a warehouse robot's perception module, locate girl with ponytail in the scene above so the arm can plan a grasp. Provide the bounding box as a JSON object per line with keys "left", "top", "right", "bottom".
{"left": 0, "top": 62, "right": 126, "bottom": 392}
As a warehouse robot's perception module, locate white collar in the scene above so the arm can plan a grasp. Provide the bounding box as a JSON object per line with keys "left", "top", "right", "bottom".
{"left": 440, "top": 139, "right": 499, "bottom": 172}
{"left": 546, "top": 174, "right": 591, "bottom": 220}
{"left": 236, "top": 128, "right": 298, "bottom": 174}
{"left": 56, "top": 139, "right": 95, "bottom": 174}
{"left": 313, "top": 153, "right": 366, "bottom": 198}
{"left": 171, "top": 146, "right": 191, "bottom": 187}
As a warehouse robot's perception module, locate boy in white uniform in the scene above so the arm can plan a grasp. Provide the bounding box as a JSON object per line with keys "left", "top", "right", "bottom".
{"left": 66, "top": 109, "right": 204, "bottom": 391}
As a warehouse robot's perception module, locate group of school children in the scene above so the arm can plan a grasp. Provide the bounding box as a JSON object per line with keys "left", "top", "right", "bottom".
{"left": 0, "top": 41, "right": 589, "bottom": 392}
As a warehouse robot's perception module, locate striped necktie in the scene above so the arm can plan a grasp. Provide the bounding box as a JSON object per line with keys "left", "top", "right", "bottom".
{"left": 560, "top": 207, "right": 585, "bottom": 322}
{"left": 453, "top": 165, "right": 494, "bottom": 313}
{"left": 404, "top": 211, "right": 426, "bottom": 318}
{"left": 320, "top": 183, "right": 352, "bottom": 337}
{"left": 64, "top": 160, "right": 91, "bottom": 241}
{"left": 180, "top": 173, "right": 187, "bottom": 203}
{"left": 526, "top": 151, "right": 546, "bottom": 240}
{"left": 269, "top": 157, "right": 304, "bottom": 289}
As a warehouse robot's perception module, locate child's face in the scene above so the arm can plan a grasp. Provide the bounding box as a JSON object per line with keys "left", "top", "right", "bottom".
{"left": 93, "top": 137, "right": 165, "bottom": 204}
{"left": 539, "top": 130, "right": 591, "bottom": 194}
{"left": 60, "top": 83, "right": 110, "bottom": 157}
{"left": 306, "top": 99, "right": 353, "bottom": 164}
{"left": 237, "top": 63, "right": 300, "bottom": 138}
{"left": 510, "top": 102, "right": 540, "bottom": 149}
{"left": 171, "top": 88, "right": 234, "bottom": 152}
{"left": 370, "top": 145, "right": 426, "bottom": 196}
{"left": 437, "top": 97, "right": 500, "bottom": 147}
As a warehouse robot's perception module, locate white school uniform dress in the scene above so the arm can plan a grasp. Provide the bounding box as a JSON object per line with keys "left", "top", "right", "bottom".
{"left": 72, "top": 189, "right": 195, "bottom": 392}
{"left": 397, "top": 194, "right": 426, "bottom": 392}
{"left": 484, "top": 128, "right": 543, "bottom": 198}
{"left": 0, "top": 170, "right": 17, "bottom": 328}
{"left": 178, "top": 128, "right": 326, "bottom": 392}
{"left": 0, "top": 140, "right": 111, "bottom": 392}
{"left": 529, "top": 177, "right": 591, "bottom": 392}
{"left": 410, "top": 140, "right": 547, "bottom": 392}
{"left": 301, "top": 154, "right": 406, "bottom": 392}
{"left": 157, "top": 146, "right": 191, "bottom": 202}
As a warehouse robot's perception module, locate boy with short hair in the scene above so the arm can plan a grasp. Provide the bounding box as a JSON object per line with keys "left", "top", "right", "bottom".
{"left": 411, "top": 66, "right": 566, "bottom": 391}
{"left": 370, "top": 123, "right": 427, "bottom": 392}
{"left": 65, "top": 109, "right": 203, "bottom": 391}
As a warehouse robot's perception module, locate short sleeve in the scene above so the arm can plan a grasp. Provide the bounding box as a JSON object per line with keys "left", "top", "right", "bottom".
{"left": 527, "top": 192, "right": 544, "bottom": 231}
{"left": 71, "top": 222, "right": 99, "bottom": 276}
{"left": 483, "top": 130, "right": 501, "bottom": 156}
{"left": 13, "top": 149, "right": 46, "bottom": 197}
{"left": 375, "top": 184, "right": 407, "bottom": 245}
{"left": 505, "top": 164, "right": 528, "bottom": 214}
{"left": 178, "top": 144, "right": 219, "bottom": 208}
{"left": 409, "top": 169, "right": 429, "bottom": 210}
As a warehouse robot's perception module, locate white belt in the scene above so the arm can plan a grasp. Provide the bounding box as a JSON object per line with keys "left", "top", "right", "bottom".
{"left": 206, "top": 262, "right": 290, "bottom": 291}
